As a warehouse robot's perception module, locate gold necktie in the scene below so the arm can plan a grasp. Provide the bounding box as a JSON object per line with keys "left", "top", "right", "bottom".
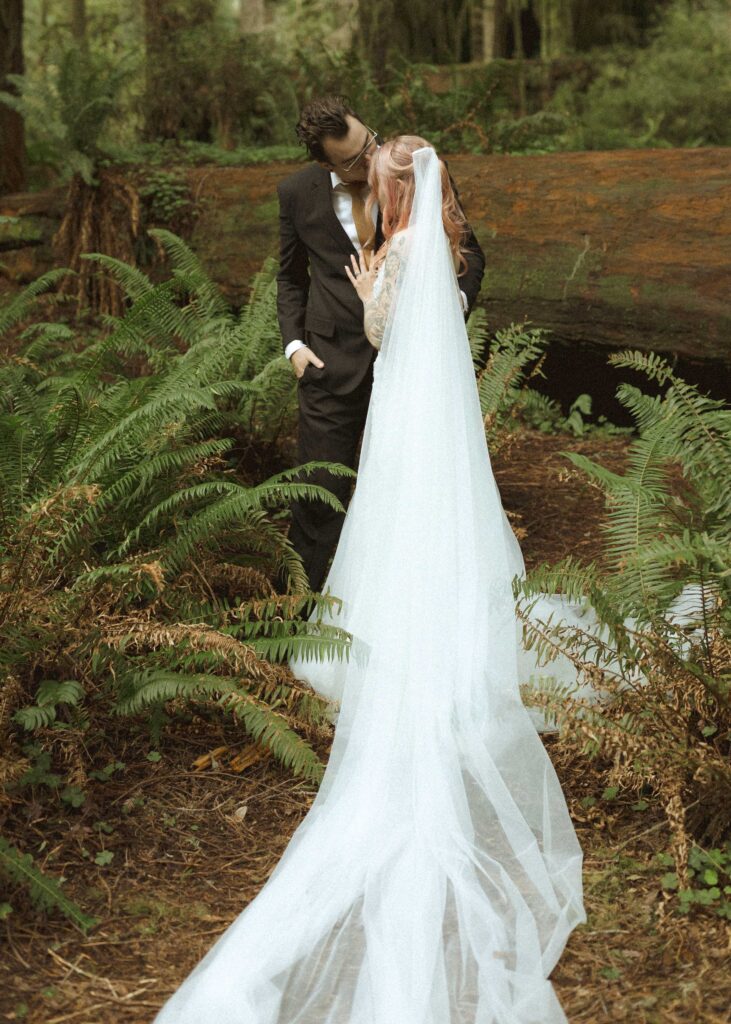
{"left": 344, "top": 183, "right": 375, "bottom": 267}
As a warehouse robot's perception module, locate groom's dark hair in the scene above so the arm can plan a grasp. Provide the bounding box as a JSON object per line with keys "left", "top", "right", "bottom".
{"left": 295, "top": 95, "right": 361, "bottom": 162}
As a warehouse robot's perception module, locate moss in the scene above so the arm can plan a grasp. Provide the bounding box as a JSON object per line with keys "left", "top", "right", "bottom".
{"left": 596, "top": 274, "right": 636, "bottom": 307}
{"left": 0, "top": 217, "right": 47, "bottom": 249}
{"left": 254, "top": 198, "right": 279, "bottom": 223}
{"left": 485, "top": 242, "right": 606, "bottom": 303}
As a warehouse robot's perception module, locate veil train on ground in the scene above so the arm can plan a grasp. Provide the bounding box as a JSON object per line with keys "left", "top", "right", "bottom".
{"left": 152, "top": 146, "right": 586, "bottom": 1024}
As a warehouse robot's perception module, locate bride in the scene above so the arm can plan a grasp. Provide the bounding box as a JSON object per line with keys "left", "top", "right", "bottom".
{"left": 152, "top": 139, "right": 586, "bottom": 1024}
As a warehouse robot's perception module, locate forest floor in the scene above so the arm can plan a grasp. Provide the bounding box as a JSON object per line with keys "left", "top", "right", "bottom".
{"left": 2, "top": 430, "right": 730, "bottom": 1024}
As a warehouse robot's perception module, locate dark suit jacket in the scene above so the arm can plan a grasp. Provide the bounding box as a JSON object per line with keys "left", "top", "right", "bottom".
{"left": 276, "top": 161, "right": 485, "bottom": 395}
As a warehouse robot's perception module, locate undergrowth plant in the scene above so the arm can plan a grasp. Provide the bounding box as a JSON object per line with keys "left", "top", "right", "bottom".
{"left": 515, "top": 350, "right": 731, "bottom": 885}
{"left": 0, "top": 237, "right": 354, "bottom": 926}
{"left": 468, "top": 312, "right": 616, "bottom": 451}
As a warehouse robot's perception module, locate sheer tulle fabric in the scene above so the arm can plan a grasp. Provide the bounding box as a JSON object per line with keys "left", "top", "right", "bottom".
{"left": 152, "top": 147, "right": 586, "bottom": 1024}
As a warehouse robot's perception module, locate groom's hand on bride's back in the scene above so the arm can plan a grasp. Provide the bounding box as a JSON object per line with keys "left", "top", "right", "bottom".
{"left": 291, "top": 346, "right": 325, "bottom": 380}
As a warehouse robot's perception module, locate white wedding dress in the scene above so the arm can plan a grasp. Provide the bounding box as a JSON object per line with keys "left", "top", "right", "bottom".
{"left": 152, "top": 147, "right": 586, "bottom": 1024}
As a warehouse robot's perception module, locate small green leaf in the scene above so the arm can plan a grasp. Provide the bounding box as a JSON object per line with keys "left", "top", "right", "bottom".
{"left": 94, "top": 850, "right": 114, "bottom": 866}
{"left": 703, "top": 869, "right": 719, "bottom": 886}
{"left": 697, "top": 888, "right": 717, "bottom": 905}
{"left": 661, "top": 872, "right": 679, "bottom": 890}
{"left": 60, "top": 786, "right": 86, "bottom": 808}
{"left": 146, "top": 751, "right": 162, "bottom": 763}
{"left": 601, "top": 786, "right": 618, "bottom": 801}
{"left": 600, "top": 966, "right": 622, "bottom": 981}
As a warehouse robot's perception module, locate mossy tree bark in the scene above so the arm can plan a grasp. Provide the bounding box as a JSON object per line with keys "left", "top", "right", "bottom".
{"left": 536, "top": 0, "right": 573, "bottom": 59}
{"left": 506, "top": 0, "right": 528, "bottom": 115}
{"left": 0, "top": 0, "right": 26, "bottom": 195}
{"left": 458, "top": 147, "right": 731, "bottom": 365}
{"left": 471, "top": 0, "right": 508, "bottom": 60}
{"left": 70, "top": 0, "right": 87, "bottom": 49}
{"left": 360, "top": 0, "right": 475, "bottom": 69}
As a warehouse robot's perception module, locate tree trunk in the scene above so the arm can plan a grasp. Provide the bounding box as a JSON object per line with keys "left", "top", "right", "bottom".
{"left": 472, "top": 0, "right": 508, "bottom": 60}
{"left": 70, "top": 0, "right": 87, "bottom": 48}
{"left": 237, "top": 0, "right": 264, "bottom": 34}
{"left": 509, "top": 2, "right": 527, "bottom": 116}
{"left": 358, "top": 0, "right": 396, "bottom": 85}
{"left": 0, "top": 0, "right": 26, "bottom": 195}
{"left": 4, "top": 149, "right": 731, "bottom": 373}
{"left": 450, "top": 147, "right": 731, "bottom": 366}
{"left": 143, "top": 0, "right": 216, "bottom": 141}
{"left": 537, "top": 0, "right": 572, "bottom": 59}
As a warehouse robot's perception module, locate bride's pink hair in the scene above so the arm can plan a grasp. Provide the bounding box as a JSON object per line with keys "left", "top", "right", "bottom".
{"left": 366, "top": 136, "right": 468, "bottom": 275}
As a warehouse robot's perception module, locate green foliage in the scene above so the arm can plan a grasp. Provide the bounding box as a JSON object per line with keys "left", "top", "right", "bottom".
{"left": 114, "top": 668, "right": 325, "bottom": 783}
{"left": 476, "top": 319, "right": 552, "bottom": 451}
{"left": 105, "top": 140, "right": 306, "bottom": 170}
{"left": 138, "top": 170, "right": 195, "bottom": 233}
{"left": 14, "top": 680, "right": 85, "bottom": 731}
{"left": 141, "top": 13, "right": 299, "bottom": 148}
{"left": 469, "top": 314, "right": 621, "bottom": 451}
{"left": 659, "top": 843, "right": 731, "bottom": 918}
{"left": 7, "top": 0, "right": 727, "bottom": 184}
{"left": 515, "top": 351, "right": 731, "bottom": 870}
{"left": 0, "top": 46, "right": 132, "bottom": 183}
{"left": 0, "top": 836, "right": 98, "bottom": 933}
{"left": 0, "top": 269, "right": 71, "bottom": 335}
{"left": 0, "top": 240, "right": 355, "bottom": 844}
{"left": 295, "top": 50, "right": 573, "bottom": 154}
{"left": 550, "top": 0, "right": 731, "bottom": 149}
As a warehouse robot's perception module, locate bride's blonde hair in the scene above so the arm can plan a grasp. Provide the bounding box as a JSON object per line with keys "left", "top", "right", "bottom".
{"left": 366, "top": 135, "right": 468, "bottom": 275}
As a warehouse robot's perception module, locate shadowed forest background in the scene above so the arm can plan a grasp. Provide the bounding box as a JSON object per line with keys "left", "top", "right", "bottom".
{"left": 0, "top": 1, "right": 730, "bottom": 1021}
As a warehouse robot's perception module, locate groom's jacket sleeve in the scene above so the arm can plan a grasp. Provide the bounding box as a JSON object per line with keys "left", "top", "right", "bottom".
{"left": 446, "top": 168, "right": 486, "bottom": 317}
{"left": 276, "top": 180, "right": 310, "bottom": 352}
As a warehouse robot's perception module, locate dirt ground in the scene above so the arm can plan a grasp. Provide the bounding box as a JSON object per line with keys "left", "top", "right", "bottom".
{"left": 2, "top": 431, "right": 730, "bottom": 1024}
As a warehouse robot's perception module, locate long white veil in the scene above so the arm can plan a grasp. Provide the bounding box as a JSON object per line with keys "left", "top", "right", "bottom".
{"left": 152, "top": 146, "right": 586, "bottom": 1024}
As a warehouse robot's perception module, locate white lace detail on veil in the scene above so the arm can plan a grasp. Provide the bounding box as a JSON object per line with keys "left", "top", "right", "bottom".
{"left": 152, "top": 146, "right": 586, "bottom": 1024}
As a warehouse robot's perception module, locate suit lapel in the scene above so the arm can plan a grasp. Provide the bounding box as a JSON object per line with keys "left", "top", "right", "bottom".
{"left": 311, "top": 167, "right": 383, "bottom": 257}
{"left": 312, "top": 169, "right": 357, "bottom": 256}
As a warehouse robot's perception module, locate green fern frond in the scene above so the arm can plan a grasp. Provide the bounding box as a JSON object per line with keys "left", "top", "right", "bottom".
{"left": 220, "top": 690, "right": 325, "bottom": 782}
{"left": 18, "top": 321, "right": 76, "bottom": 365}
{"left": 115, "top": 670, "right": 324, "bottom": 782}
{"left": 147, "top": 228, "right": 230, "bottom": 321}
{"left": 466, "top": 306, "right": 490, "bottom": 369}
{"left": 247, "top": 622, "right": 352, "bottom": 665}
{"left": 609, "top": 349, "right": 675, "bottom": 385}
{"left": 0, "top": 269, "right": 72, "bottom": 335}
{"left": 0, "top": 837, "right": 98, "bottom": 932}
{"left": 81, "top": 252, "right": 153, "bottom": 301}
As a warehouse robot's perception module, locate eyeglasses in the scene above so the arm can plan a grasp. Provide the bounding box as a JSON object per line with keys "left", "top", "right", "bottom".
{"left": 335, "top": 125, "right": 378, "bottom": 173}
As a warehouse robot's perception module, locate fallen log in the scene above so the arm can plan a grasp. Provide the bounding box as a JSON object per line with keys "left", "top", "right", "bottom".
{"left": 2, "top": 148, "right": 729, "bottom": 368}
{"left": 454, "top": 147, "right": 731, "bottom": 366}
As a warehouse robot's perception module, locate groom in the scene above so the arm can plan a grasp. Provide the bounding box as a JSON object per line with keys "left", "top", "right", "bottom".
{"left": 277, "top": 95, "right": 486, "bottom": 593}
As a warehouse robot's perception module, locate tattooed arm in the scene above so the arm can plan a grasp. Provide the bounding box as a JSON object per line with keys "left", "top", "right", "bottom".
{"left": 362, "top": 232, "right": 408, "bottom": 350}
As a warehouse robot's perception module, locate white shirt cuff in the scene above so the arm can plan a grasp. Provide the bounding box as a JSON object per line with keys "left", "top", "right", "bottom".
{"left": 285, "top": 339, "right": 306, "bottom": 360}
{"left": 460, "top": 290, "right": 469, "bottom": 313}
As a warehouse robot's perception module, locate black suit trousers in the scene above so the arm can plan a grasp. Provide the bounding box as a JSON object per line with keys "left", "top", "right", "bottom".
{"left": 288, "top": 366, "right": 373, "bottom": 593}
